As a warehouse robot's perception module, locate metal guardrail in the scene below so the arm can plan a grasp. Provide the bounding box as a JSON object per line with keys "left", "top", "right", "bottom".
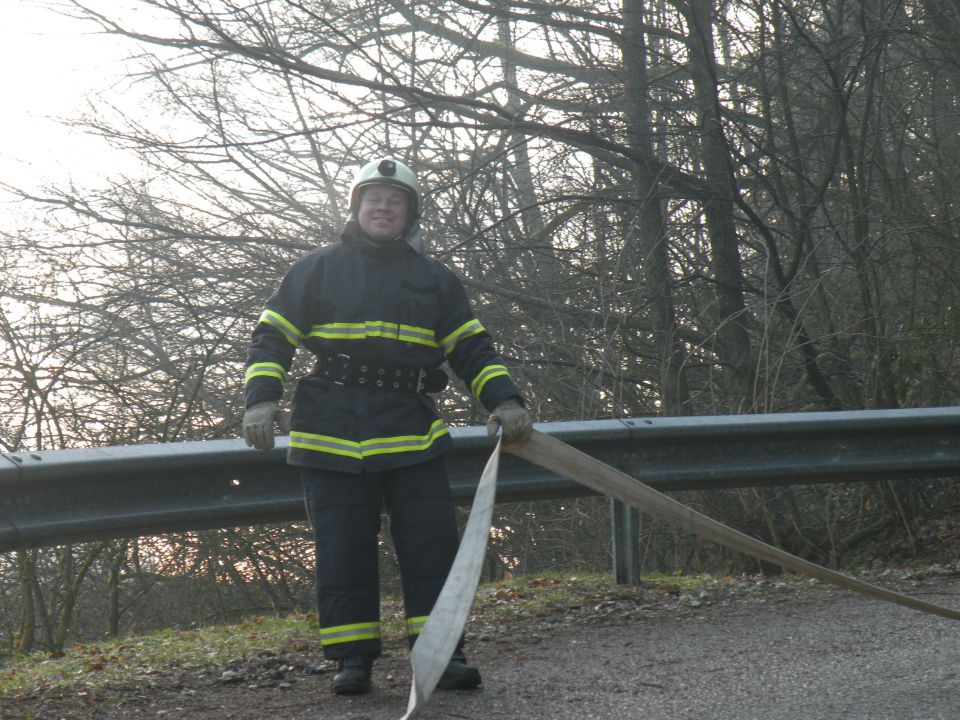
{"left": 3, "top": 408, "right": 960, "bottom": 553}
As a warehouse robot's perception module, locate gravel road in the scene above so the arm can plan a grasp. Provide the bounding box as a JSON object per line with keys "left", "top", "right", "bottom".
{"left": 5, "top": 575, "right": 958, "bottom": 719}
{"left": 420, "top": 577, "right": 960, "bottom": 720}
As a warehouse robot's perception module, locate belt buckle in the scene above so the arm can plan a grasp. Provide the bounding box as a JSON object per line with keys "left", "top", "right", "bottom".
{"left": 416, "top": 368, "right": 427, "bottom": 393}
{"left": 333, "top": 353, "right": 351, "bottom": 385}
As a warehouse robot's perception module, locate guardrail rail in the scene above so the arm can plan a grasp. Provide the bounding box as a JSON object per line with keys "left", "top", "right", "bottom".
{"left": 4, "top": 409, "right": 960, "bottom": 577}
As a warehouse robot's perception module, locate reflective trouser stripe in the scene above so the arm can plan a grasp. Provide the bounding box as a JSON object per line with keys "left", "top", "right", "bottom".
{"left": 320, "top": 621, "right": 381, "bottom": 646}
{"left": 406, "top": 615, "right": 429, "bottom": 636}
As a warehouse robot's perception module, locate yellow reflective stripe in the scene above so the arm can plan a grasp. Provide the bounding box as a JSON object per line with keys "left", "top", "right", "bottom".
{"left": 406, "top": 615, "right": 429, "bottom": 636}
{"left": 260, "top": 309, "right": 304, "bottom": 347}
{"left": 309, "top": 321, "right": 438, "bottom": 348}
{"left": 244, "top": 362, "right": 288, "bottom": 386}
{"left": 290, "top": 419, "right": 449, "bottom": 459}
{"left": 309, "top": 322, "right": 368, "bottom": 340}
{"left": 320, "top": 621, "right": 381, "bottom": 646}
{"left": 471, "top": 364, "right": 509, "bottom": 398}
{"left": 440, "top": 319, "right": 484, "bottom": 355}
{"left": 397, "top": 324, "right": 438, "bottom": 347}
{"left": 289, "top": 433, "right": 366, "bottom": 459}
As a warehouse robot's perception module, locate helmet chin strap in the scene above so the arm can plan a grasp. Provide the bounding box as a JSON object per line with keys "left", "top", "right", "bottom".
{"left": 404, "top": 220, "right": 425, "bottom": 253}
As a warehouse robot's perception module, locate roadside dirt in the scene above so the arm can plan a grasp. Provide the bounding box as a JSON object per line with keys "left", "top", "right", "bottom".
{"left": 5, "top": 564, "right": 959, "bottom": 720}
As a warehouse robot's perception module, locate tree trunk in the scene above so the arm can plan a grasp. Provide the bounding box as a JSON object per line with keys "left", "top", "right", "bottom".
{"left": 623, "top": 0, "right": 690, "bottom": 416}
{"left": 107, "top": 541, "right": 129, "bottom": 638}
{"left": 14, "top": 551, "right": 36, "bottom": 654}
{"left": 683, "top": 0, "right": 754, "bottom": 411}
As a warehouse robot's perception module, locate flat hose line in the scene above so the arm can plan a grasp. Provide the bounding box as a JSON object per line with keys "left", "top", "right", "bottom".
{"left": 400, "top": 429, "right": 960, "bottom": 718}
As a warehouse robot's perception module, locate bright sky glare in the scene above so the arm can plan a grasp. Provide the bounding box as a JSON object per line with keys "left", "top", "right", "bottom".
{"left": 0, "top": 0, "right": 141, "bottom": 201}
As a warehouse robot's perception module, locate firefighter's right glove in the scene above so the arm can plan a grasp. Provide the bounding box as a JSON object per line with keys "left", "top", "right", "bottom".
{"left": 486, "top": 397, "right": 532, "bottom": 444}
{"left": 242, "top": 401, "right": 290, "bottom": 450}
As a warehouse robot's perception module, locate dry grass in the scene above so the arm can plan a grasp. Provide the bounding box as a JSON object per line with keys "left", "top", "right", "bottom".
{"left": 0, "top": 571, "right": 763, "bottom": 700}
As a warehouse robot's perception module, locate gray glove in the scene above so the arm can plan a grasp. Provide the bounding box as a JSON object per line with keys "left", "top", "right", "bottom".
{"left": 242, "top": 401, "right": 290, "bottom": 450}
{"left": 486, "top": 397, "right": 533, "bottom": 443}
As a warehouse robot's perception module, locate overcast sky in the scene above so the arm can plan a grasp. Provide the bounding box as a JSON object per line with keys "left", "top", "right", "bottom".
{"left": 0, "top": 0, "right": 140, "bottom": 204}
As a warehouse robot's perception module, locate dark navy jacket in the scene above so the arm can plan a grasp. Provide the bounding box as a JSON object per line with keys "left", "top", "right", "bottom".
{"left": 244, "top": 227, "right": 521, "bottom": 473}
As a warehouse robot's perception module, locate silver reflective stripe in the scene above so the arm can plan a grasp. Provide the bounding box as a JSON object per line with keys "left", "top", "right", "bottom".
{"left": 244, "top": 362, "right": 288, "bottom": 387}
{"left": 397, "top": 325, "right": 437, "bottom": 347}
{"left": 470, "top": 364, "right": 509, "bottom": 398}
{"left": 310, "top": 323, "right": 369, "bottom": 339}
{"left": 260, "top": 309, "right": 303, "bottom": 347}
{"left": 320, "top": 621, "right": 381, "bottom": 646}
{"left": 406, "top": 615, "right": 429, "bottom": 636}
{"left": 440, "top": 319, "right": 484, "bottom": 355}
{"left": 310, "top": 321, "right": 438, "bottom": 348}
{"left": 290, "top": 420, "right": 449, "bottom": 460}
{"left": 289, "top": 434, "right": 364, "bottom": 459}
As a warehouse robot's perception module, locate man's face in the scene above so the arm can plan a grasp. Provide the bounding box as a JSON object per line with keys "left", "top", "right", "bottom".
{"left": 357, "top": 184, "right": 411, "bottom": 242}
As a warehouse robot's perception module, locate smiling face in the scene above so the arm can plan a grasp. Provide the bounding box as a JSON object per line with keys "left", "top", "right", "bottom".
{"left": 357, "top": 184, "right": 411, "bottom": 242}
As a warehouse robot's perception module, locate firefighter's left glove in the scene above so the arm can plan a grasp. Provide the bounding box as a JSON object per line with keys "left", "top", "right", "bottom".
{"left": 486, "top": 397, "right": 532, "bottom": 444}
{"left": 243, "top": 401, "right": 290, "bottom": 450}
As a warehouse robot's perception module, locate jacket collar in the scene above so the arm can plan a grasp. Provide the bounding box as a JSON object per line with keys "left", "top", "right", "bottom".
{"left": 340, "top": 220, "right": 417, "bottom": 259}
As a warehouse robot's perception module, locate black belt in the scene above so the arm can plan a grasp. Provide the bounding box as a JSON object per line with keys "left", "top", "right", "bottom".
{"left": 314, "top": 352, "right": 448, "bottom": 394}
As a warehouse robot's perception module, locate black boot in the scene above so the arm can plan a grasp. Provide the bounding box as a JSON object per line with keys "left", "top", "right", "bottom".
{"left": 437, "top": 650, "right": 481, "bottom": 690}
{"left": 333, "top": 655, "right": 373, "bottom": 695}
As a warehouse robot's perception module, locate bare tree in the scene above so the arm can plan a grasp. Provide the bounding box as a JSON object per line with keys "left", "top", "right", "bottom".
{"left": 5, "top": 0, "right": 960, "bottom": 648}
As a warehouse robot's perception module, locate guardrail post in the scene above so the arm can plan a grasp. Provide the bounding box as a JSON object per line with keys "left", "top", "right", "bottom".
{"left": 611, "top": 499, "right": 641, "bottom": 585}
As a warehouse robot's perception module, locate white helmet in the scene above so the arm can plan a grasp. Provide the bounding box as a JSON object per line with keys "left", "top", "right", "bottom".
{"left": 349, "top": 157, "right": 423, "bottom": 218}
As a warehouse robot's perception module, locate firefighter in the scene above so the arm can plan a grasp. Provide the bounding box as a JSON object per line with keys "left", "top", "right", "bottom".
{"left": 242, "top": 156, "right": 532, "bottom": 695}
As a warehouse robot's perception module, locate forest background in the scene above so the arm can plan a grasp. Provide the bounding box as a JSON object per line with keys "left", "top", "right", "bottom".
{"left": 3, "top": 0, "right": 960, "bottom": 658}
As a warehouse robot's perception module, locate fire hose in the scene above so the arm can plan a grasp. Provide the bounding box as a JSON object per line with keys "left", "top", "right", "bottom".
{"left": 400, "top": 429, "right": 960, "bottom": 718}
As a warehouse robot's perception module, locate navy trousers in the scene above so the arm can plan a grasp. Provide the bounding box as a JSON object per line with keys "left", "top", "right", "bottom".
{"left": 301, "top": 456, "right": 459, "bottom": 659}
